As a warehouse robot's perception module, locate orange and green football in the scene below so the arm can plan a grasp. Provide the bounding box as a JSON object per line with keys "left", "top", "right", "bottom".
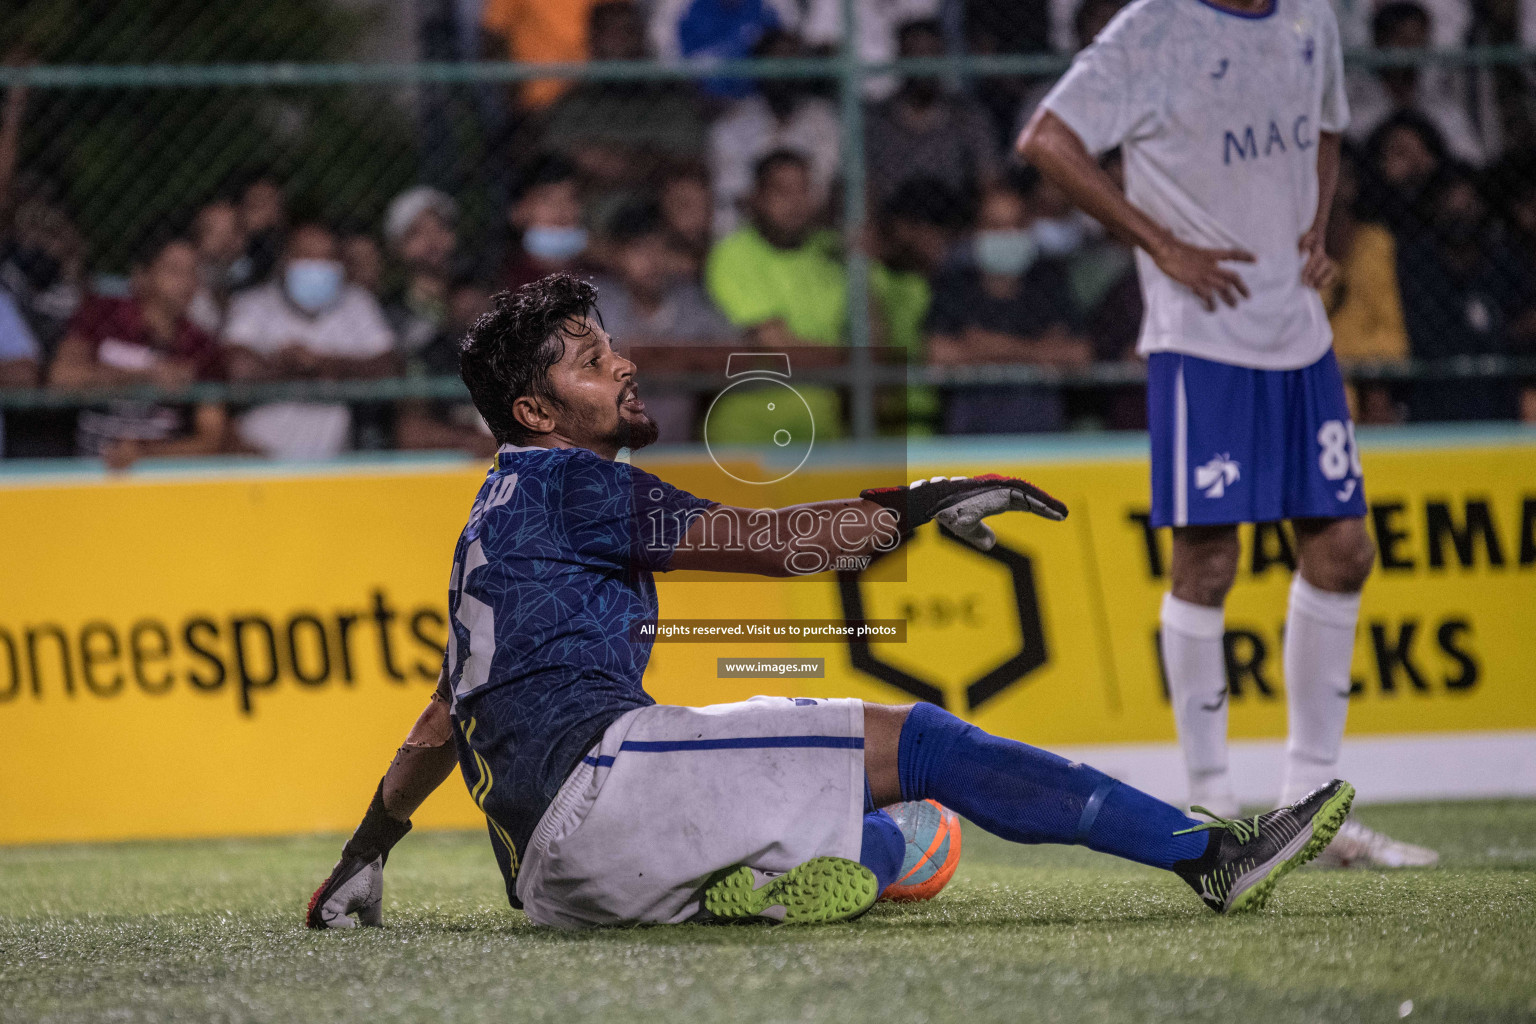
{"left": 882, "top": 799, "right": 962, "bottom": 902}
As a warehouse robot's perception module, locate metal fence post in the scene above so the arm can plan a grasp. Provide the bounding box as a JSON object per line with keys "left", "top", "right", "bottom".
{"left": 838, "top": 0, "right": 877, "bottom": 440}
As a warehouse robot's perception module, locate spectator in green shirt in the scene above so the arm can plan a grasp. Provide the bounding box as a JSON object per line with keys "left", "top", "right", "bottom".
{"left": 706, "top": 149, "right": 845, "bottom": 349}
{"left": 704, "top": 149, "right": 846, "bottom": 443}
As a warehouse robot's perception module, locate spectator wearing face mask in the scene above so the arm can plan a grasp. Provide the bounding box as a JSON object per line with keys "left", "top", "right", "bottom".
{"left": 864, "top": 20, "right": 1000, "bottom": 211}
{"left": 48, "top": 233, "right": 228, "bottom": 468}
{"left": 1021, "top": 167, "right": 1147, "bottom": 430}
{"left": 222, "top": 222, "right": 400, "bottom": 460}
{"left": 382, "top": 187, "right": 460, "bottom": 358}
{"left": 708, "top": 29, "right": 840, "bottom": 237}
{"left": 926, "top": 181, "right": 1091, "bottom": 435}
{"left": 505, "top": 155, "right": 592, "bottom": 292}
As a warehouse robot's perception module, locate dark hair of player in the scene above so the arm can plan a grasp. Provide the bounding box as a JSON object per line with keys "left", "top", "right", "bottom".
{"left": 459, "top": 273, "right": 600, "bottom": 446}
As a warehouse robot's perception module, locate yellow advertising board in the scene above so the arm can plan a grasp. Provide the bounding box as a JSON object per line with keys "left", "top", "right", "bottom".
{"left": 2, "top": 432, "right": 1533, "bottom": 844}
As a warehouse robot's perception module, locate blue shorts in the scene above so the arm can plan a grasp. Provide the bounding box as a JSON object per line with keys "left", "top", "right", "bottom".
{"left": 1147, "top": 350, "right": 1367, "bottom": 528}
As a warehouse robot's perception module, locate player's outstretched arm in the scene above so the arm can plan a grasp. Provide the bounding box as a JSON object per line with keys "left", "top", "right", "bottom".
{"left": 1017, "top": 109, "right": 1255, "bottom": 312}
{"left": 305, "top": 686, "right": 459, "bottom": 929}
{"left": 666, "top": 476, "right": 1067, "bottom": 576}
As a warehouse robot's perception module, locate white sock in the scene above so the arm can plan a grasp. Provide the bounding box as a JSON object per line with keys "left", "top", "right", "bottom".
{"left": 1160, "top": 593, "right": 1237, "bottom": 816}
{"left": 1279, "top": 575, "right": 1362, "bottom": 806}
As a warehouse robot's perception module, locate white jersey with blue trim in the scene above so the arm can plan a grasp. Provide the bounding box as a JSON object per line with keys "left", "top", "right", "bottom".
{"left": 1041, "top": 0, "right": 1349, "bottom": 370}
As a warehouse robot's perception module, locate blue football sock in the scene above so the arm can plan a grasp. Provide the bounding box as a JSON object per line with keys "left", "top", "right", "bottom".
{"left": 896, "top": 702, "right": 1208, "bottom": 870}
{"left": 859, "top": 810, "right": 904, "bottom": 893}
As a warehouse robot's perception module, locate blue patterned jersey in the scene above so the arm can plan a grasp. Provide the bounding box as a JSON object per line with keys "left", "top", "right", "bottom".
{"left": 443, "top": 444, "right": 713, "bottom": 885}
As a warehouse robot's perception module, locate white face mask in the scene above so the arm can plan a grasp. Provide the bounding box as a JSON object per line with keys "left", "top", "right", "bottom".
{"left": 974, "top": 229, "right": 1039, "bottom": 277}
{"left": 284, "top": 259, "right": 344, "bottom": 313}
{"left": 1031, "top": 217, "right": 1088, "bottom": 257}
{"left": 523, "top": 225, "right": 588, "bottom": 262}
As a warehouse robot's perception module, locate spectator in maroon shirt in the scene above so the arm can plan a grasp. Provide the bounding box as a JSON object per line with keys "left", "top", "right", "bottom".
{"left": 504, "top": 154, "right": 592, "bottom": 291}
{"left": 48, "top": 234, "right": 228, "bottom": 467}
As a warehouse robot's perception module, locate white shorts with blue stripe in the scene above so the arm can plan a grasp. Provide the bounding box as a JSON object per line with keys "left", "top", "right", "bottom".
{"left": 516, "top": 696, "right": 867, "bottom": 928}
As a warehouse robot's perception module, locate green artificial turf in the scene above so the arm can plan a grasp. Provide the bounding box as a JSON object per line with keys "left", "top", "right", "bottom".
{"left": 1, "top": 801, "right": 1533, "bottom": 1024}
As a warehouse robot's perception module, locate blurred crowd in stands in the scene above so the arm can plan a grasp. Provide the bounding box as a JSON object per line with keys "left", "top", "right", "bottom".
{"left": 0, "top": 0, "right": 1534, "bottom": 463}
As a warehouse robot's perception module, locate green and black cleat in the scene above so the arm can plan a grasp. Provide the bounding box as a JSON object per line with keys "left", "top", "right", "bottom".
{"left": 1172, "top": 779, "right": 1355, "bottom": 914}
{"left": 703, "top": 857, "right": 880, "bottom": 925}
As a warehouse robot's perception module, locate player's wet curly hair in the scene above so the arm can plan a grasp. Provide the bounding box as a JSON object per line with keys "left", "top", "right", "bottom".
{"left": 459, "top": 273, "right": 600, "bottom": 445}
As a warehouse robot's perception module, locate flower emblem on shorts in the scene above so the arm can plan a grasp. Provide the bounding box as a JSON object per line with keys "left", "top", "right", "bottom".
{"left": 1195, "top": 454, "right": 1241, "bottom": 498}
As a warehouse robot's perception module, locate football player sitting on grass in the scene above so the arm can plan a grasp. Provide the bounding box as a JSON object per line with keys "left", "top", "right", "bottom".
{"left": 308, "top": 274, "right": 1353, "bottom": 930}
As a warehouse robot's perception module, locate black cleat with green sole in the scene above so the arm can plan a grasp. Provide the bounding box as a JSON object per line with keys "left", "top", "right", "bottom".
{"left": 1171, "top": 779, "right": 1355, "bottom": 914}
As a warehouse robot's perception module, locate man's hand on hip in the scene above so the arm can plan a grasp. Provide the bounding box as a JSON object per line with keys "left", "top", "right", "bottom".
{"left": 1298, "top": 227, "right": 1338, "bottom": 290}
{"left": 1148, "top": 233, "right": 1255, "bottom": 312}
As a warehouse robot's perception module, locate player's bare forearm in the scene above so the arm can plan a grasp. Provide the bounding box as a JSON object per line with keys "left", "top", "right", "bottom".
{"left": 1299, "top": 132, "right": 1342, "bottom": 290}
{"left": 1019, "top": 109, "right": 1255, "bottom": 310}
{"left": 381, "top": 691, "right": 459, "bottom": 820}
{"left": 1310, "top": 132, "right": 1341, "bottom": 237}
{"left": 667, "top": 499, "right": 901, "bottom": 576}
{"left": 1017, "top": 109, "right": 1172, "bottom": 256}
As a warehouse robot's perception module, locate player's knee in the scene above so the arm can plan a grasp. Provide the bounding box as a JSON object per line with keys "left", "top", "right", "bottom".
{"left": 1300, "top": 519, "right": 1375, "bottom": 593}
{"left": 1170, "top": 529, "right": 1240, "bottom": 606}
{"left": 1324, "top": 529, "right": 1375, "bottom": 592}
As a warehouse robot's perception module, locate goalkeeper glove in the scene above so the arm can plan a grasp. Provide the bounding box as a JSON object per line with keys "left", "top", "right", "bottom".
{"left": 860, "top": 474, "right": 1067, "bottom": 551}
{"left": 305, "top": 782, "right": 412, "bottom": 929}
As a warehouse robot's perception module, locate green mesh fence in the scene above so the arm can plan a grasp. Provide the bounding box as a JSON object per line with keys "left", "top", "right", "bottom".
{"left": 0, "top": 0, "right": 1533, "bottom": 458}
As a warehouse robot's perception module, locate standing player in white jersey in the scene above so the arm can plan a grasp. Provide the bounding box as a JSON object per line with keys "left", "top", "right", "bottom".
{"left": 1019, "top": 0, "right": 1434, "bottom": 866}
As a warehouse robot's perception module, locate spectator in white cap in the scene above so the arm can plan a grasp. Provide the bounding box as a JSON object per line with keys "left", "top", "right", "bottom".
{"left": 383, "top": 186, "right": 460, "bottom": 357}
